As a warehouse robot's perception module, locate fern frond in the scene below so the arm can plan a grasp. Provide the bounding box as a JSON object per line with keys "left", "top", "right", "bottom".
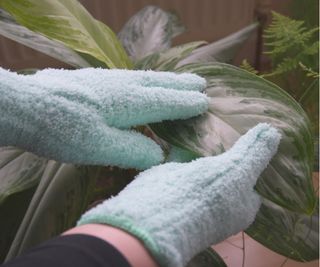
{"left": 304, "top": 41, "right": 319, "bottom": 55}
{"left": 264, "top": 11, "right": 319, "bottom": 77}
{"left": 240, "top": 59, "right": 258, "bottom": 75}
{"left": 264, "top": 12, "right": 318, "bottom": 62}
{"left": 299, "top": 63, "right": 319, "bottom": 78}
{"left": 264, "top": 58, "right": 300, "bottom": 77}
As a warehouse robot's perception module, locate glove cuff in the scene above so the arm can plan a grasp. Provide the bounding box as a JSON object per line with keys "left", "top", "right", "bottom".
{"left": 77, "top": 214, "right": 169, "bottom": 267}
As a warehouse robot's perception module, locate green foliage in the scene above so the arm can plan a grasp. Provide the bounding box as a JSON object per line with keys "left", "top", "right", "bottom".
{"left": 239, "top": 59, "right": 258, "bottom": 75}
{"left": 0, "top": 2, "right": 318, "bottom": 266}
{"left": 263, "top": 12, "right": 319, "bottom": 162}
{"left": 0, "top": 0, "right": 132, "bottom": 69}
{"left": 186, "top": 248, "right": 227, "bottom": 267}
{"left": 0, "top": 10, "right": 91, "bottom": 68}
{"left": 263, "top": 12, "right": 318, "bottom": 78}
{"left": 240, "top": 11, "right": 319, "bottom": 141}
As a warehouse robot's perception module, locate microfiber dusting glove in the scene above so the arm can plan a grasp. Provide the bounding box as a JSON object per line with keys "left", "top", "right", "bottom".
{"left": 0, "top": 67, "right": 208, "bottom": 169}
{"left": 78, "top": 123, "right": 281, "bottom": 267}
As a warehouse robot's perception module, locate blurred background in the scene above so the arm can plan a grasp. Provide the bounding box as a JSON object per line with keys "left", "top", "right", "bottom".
{"left": 0, "top": 0, "right": 295, "bottom": 71}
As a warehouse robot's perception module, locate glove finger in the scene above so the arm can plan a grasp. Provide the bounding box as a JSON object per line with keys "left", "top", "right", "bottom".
{"left": 5, "top": 88, "right": 164, "bottom": 170}
{"left": 225, "top": 123, "right": 281, "bottom": 178}
{"left": 131, "top": 70, "right": 207, "bottom": 91}
{"left": 48, "top": 121, "right": 164, "bottom": 170}
{"left": 34, "top": 68, "right": 207, "bottom": 92}
{"left": 100, "top": 86, "right": 209, "bottom": 128}
{"left": 67, "top": 125, "right": 164, "bottom": 170}
{"left": 190, "top": 123, "right": 281, "bottom": 187}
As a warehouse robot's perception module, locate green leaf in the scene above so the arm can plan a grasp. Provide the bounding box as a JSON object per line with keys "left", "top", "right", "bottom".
{"left": 240, "top": 59, "right": 259, "bottom": 75}
{"left": 0, "top": 9, "right": 90, "bottom": 68}
{"left": 246, "top": 199, "right": 319, "bottom": 261}
{"left": 4, "top": 161, "right": 97, "bottom": 261}
{"left": 150, "top": 63, "right": 318, "bottom": 260}
{"left": 118, "top": 5, "right": 185, "bottom": 60}
{"left": 135, "top": 41, "right": 207, "bottom": 70}
{"left": 0, "top": 147, "right": 47, "bottom": 262}
{"left": 186, "top": 247, "right": 227, "bottom": 267}
{"left": 0, "top": 0, "right": 132, "bottom": 69}
{"left": 175, "top": 23, "right": 258, "bottom": 66}
{"left": 0, "top": 147, "right": 47, "bottom": 205}
{"left": 151, "top": 62, "right": 315, "bottom": 214}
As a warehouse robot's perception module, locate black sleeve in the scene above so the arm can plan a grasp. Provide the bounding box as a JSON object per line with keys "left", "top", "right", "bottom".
{"left": 1, "top": 234, "right": 132, "bottom": 267}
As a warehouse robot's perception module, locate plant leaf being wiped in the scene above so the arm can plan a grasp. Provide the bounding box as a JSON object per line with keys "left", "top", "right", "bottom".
{"left": 152, "top": 62, "right": 315, "bottom": 214}
{"left": 246, "top": 199, "right": 319, "bottom": 261}
{"left": 0, "top": 0, "right": 132, "bottom": 69}
{"left": 150, "top": 63, "right": 317, "bottom": 261}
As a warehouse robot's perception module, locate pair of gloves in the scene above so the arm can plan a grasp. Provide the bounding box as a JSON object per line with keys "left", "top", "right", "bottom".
{"left": 0, "top": 67, "right": 281, "bottom": 267}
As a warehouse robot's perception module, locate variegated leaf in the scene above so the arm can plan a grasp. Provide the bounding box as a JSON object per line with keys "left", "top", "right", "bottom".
{"left": 176, "top": 23, "right": 258, "bottom": 66}
{"left": 118, "top": 5, "right": 185, "bottom": 60}
{"left": 0, "top": 0, "right": 132, "bottom": 69}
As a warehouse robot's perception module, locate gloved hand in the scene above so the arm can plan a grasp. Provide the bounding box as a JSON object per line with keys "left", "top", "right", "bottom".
{"left": 78, "top": 123, "right": 281, "bottom": 267}
{"left": 0, "top": 68, "right": 208, "bottom": 169}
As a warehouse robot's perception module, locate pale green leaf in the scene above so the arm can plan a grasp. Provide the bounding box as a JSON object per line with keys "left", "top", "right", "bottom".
{"left": 0, "top": 9, "right": 91, "bottom": 68}
{"left": 176, "top": 23, "right": 258, "bottom": 66}
{"left": 118, "top": 5, "right": 185, "bottom": 60}
{"left": 0, "top": 0, "right": 132, "bottom": 69}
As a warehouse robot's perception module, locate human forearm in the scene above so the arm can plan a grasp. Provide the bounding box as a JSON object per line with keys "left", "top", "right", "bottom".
{"left": 64, "top": 224, "right": 160, "bottom": 267}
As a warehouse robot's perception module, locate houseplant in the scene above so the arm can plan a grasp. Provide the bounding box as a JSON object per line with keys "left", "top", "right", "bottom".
{"left": 0, "top": 0, "right": 318, "bottom": 266}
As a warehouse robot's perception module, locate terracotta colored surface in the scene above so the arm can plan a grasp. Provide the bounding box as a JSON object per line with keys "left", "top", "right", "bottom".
{"left": 213, "top": 232, "right": 319, "bottom": 267}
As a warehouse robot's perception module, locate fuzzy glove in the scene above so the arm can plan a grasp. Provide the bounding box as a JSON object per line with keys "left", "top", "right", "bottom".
{"left": 78, "top": 123, "right": 281, "bottom": 267}
{"left": 0, "top": 68, "right": 208, "bottom": 169}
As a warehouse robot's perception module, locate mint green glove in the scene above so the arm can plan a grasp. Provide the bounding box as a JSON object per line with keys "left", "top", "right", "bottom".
{"left": 78, "top": 123, "right": 281, "bottom": 267}
{"left": 0, "top": 68, "right": 208, "bottom": 169}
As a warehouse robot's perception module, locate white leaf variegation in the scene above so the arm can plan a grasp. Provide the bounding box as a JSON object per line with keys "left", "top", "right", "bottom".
{"left": 135, "top": 41, "right": 207, "bottom": 70}
{"left": 150, "top": 63, "right": 318, "bottom": 261}
{"left": 118, "top": 6, "right": 185, "bottom": 60}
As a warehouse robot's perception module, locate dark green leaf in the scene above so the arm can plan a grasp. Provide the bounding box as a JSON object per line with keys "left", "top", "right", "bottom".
{"left": 118, "top": 5, "right": 185, "bottom": 60}
{"left": 0, "top": 0, "right": 132, "bottom": 69}
{"left": 0, "top": 147, "right": 47, "bottom": 205}
{"left": 186, "top": 247, "right": 227, "bottom": 267}
{"left": 0, "top": 147, "right": 48, "bottom": 262}
{"left": 246, "top": 199, "right": 319, "bottom": 261}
